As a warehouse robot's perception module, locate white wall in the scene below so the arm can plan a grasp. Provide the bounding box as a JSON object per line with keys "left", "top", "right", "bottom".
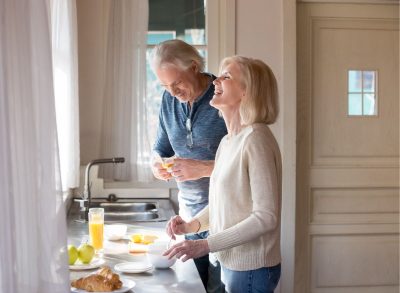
{"left": 77, "top": 0, "right": 109, "bottom": 164}
{"left": 236, "top": 1, "right": 297, "bottom": 292}
{"left": 236, "top": 0, "right": 284, "bottom": 144}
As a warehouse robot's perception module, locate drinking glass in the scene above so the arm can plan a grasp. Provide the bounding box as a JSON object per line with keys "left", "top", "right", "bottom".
{"left": 88, "top": 208, "right": 104, "bottom": 255}
{"left": 161, "top": 157, "right": 175, "bottom": 172}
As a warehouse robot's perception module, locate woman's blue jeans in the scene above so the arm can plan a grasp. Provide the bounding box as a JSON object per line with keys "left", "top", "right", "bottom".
{"left": 185, "top": 232, "right": 225, "bottom": 292}
{"left": 221, "top": 264, "right": 281, "bottom": 293}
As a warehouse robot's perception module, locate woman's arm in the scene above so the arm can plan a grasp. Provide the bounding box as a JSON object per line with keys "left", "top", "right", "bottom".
{"left": 192, "top": 205, "right": 210, "bottom": 232}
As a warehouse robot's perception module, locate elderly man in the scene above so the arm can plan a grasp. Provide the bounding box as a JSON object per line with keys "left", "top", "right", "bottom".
{"left": 151, "top": 39, "right": 226, "bottom": 293}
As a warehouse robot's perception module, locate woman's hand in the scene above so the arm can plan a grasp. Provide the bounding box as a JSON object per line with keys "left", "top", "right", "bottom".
{"left": 163, "top": 239, "right": 210, "bottom": 262}
{"left": 166, "top": 216, "right": 200, "bottom": 240}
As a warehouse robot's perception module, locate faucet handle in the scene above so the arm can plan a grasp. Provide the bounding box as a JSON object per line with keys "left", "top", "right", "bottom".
{"left": 113, "top": 157, "right": 125, "bottom": 163}
{"left": 74, "top": 198, "right": 90, "bottom": 222}
{"left": 74, "top": 198, "right": 89, "bottom": 208}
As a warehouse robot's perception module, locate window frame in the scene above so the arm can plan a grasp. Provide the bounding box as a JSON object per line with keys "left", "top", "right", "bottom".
{"left": 146, "top": 0, "right": 235, "bottom": 73}
{"left": 347, "top": 69, "right": 378, "bottom": 117}
{"left": 206, "top": 0, "right": 236, "bottom": 74}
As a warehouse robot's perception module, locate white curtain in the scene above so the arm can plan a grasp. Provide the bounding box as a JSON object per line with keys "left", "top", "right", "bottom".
{"left": 100, "top": 0, "right": 153, "bottom": 182}
{"left": 51, "top": 0, "right": 80, "bottom": 191}
{"left": 0, "top": 0, "right": 69, "bottom": 292}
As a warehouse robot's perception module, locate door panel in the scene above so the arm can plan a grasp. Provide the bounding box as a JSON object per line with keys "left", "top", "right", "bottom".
{"left": 312, "top": 18, "right": 399, "bottom": 164}
{"left": 296, "top": 3, "right": 399, "bottom": 292}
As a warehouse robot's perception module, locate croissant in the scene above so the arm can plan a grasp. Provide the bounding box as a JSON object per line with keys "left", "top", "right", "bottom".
{"left": 96, "top": 266, "right": 122, "bottom": 289}
{"left": 71, "top": 274, "right": 115, "bottom": 292}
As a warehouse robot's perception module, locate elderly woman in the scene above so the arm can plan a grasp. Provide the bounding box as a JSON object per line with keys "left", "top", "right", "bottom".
{"left": 151, "top": 39, "right": 227, "bottom": 292}
{"left": 164, "top": 56, "right": 282, "bottom": 293}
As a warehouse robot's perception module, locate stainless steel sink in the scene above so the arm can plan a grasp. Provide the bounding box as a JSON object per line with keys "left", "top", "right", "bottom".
{"left": 103, "top": 211, "right": 159, "bottom": 222}
{"left": 89, "top": 200, "right": 166, "bottom": 223}
{"left": 97, "top": 202, "right": 157, "bottom": 213}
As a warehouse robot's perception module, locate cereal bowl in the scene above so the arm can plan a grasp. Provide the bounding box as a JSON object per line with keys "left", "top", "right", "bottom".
{"left": 147, "top": 242, "right": 176, "bottom": 269}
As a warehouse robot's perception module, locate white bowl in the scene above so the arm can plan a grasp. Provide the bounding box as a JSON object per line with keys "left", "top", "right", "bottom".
{"left": 104, "top": 224, "right": 127, "bottom": 240}
{"left": 147, "top": 253, "right": 176, "bottom": 269}
{"left": 147, "top": 242, "right": 176, "bottom": 269}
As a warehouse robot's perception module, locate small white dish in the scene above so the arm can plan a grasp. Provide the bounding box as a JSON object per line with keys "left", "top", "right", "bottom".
{"left": 114, "top": 261, "right": 153, "bottom": 274}
{"left": 71, "top": 277, "right": 135, "bottom": 293}
{"left": 105, "top": 224, "right": 127, "bottom": 241}
{"left": 147, "top": 253, "right": 176, "bottom": 269}
{"left": 147, "top": 242, "right": 177, "bottom": 269}
{"left": 69, "top": 258, "right": 105, "bottom": 270}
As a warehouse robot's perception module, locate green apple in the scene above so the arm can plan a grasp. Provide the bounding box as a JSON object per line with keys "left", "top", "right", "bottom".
{"left": 67, "top": 245, "right": 78, "bottom": 265}
{"left": 78, "top": 243, "right": 95, "bottom": 264}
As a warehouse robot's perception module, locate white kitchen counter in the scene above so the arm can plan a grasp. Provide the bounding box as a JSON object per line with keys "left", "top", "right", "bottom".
{"left": 67, "top": 200, "right": 206, "bottom": 293}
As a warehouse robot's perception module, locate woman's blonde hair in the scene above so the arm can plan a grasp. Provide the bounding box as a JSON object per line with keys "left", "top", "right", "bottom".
{"left": 219, "top": 56, "right": 279, "bottom": 125}
{"left": 152, "top": 39, "right": 205, "bottom": 72}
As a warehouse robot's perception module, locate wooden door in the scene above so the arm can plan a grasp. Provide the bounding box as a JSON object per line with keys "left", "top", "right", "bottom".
{"left": 296, "top": 2, "right": 399, "bottom": 292}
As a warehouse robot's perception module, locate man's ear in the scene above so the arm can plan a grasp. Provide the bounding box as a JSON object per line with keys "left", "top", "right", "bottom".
{"left": 191, "top": 61, "right": 199, "bottom": 73}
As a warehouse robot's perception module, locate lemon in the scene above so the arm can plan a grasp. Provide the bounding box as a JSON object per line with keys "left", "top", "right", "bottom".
{"left": 131, "top": 233, "right": 158, "bottom": 244}
{"left": 132, "top": 233, "right": 143, "bottom": 243}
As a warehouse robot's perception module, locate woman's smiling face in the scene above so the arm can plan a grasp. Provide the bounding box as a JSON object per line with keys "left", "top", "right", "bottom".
{"left": 211, "top": 61, "right": 245, "bottom": 112}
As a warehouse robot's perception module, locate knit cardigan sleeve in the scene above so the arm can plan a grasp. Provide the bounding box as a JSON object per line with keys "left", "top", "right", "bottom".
{"left": 193, "top": 205, "right": 210, "bottom": 232}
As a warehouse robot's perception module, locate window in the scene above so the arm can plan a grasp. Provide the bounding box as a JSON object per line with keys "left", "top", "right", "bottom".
{"left": 144, "top": 0, "right": 235, "bottom": 149}
{"left": 348, "top": 70, "right": 378, "bottom": 116}
{"left": 145, "top": 0, "right": 207, "bottom": 146}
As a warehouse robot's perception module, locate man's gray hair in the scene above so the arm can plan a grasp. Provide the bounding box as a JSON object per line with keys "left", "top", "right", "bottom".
{"left": 151, "top": 39, "right": 205, "bottom": 72}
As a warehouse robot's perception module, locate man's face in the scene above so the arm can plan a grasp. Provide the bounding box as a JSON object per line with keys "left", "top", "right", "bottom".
{"left": 156, "top": 65, "right": 198, "bottom": 103}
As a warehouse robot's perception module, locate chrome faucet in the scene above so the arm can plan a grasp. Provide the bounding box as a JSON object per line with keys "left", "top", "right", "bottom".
{"left": 75, "top": 157, "right": 125, "bottom": 221}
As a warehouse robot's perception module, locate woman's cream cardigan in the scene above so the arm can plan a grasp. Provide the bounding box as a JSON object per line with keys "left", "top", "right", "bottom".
{"left": 194, "top": 123, "right": 282, "bottom": 271}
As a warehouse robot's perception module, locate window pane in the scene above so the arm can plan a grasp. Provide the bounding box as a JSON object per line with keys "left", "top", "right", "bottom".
{"left": 147, "top": 31, "right": 176, "bottom": 45}
{"left": 348, "top": 93, "right": 362, "bottom": 115}
{"left": 363, "top": 71, "right": 375, "bottom": 92}
{"left": 148, "top": 0, "right": 206, "bottom": 45}
{"left": 184, "top": 29, "right": 206, "bottom": 45}
{"left": 146, "top": 1, "right": 207, "bottom": 146}
{"left": 363, "top": 94, "right": 377, "bottom": 115}
{"left": 198, "top": 48, "right": 207, "bottom": 62}
{"left": 348, "top": 70, "right": 362, "bottom": 92}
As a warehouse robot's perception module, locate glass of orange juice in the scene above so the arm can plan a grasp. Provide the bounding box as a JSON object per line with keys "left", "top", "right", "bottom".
{"left": 88, "top": 208, "right": 104, "bottom": 255}
{"left": 161, "top": 157, "right": 174, "bottom": 172}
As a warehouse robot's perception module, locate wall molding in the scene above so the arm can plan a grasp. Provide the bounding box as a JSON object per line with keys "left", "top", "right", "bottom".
{"left": 310, "top": 234, "right": 399, "bottom": 289}
{"left": 310, "top": 187, "right": 399, "bottom": 224}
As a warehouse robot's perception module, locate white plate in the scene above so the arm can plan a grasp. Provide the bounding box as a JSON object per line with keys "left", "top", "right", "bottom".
{"left": 69, "top": 258, "right": 106, "bottom": 270}
{"left": 105, "top": 224, "right": 127, "bottom": 241}
{"left": 71, "top": 277, "right": 135, "bottom": 293}
{"left": 114, "top": 261, "right": 153, "bottom": 273}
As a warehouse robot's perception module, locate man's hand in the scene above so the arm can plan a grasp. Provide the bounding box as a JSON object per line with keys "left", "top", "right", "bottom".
{"left": 151, "top": 161, "right": 173, "bottom": 181}
{"left": 170, "top": 158, "right": 214, "bottom": 182}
